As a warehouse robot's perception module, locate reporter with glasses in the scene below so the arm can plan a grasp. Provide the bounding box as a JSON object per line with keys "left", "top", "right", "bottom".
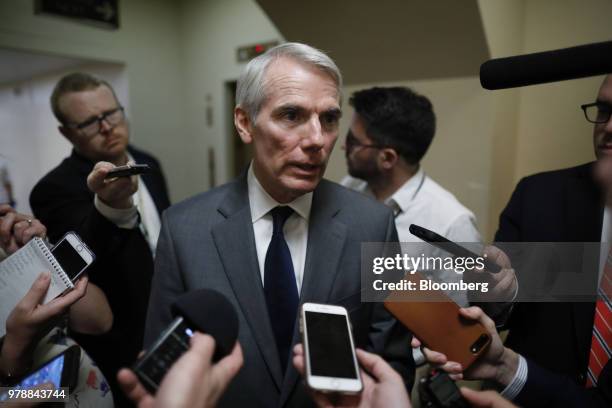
{"left": 29, "top": 72, "right": 171, "bottom": 406}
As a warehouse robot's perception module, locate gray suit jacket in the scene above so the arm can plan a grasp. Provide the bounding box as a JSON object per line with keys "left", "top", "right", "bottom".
{"left": 144, "top": 176, "right": 414, "bottom": 407}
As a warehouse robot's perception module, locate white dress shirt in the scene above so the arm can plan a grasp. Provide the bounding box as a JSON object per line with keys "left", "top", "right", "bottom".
{"left": 341, "top": 168, "right": 481, "bottom": 244}
{"left": 341, "top": 169, "right": 482, "bottom": 291}
{"left": 248, "top": 164, "right": 311, "bottom": 293}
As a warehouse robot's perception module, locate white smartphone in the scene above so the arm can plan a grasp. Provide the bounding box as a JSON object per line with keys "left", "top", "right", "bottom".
{"left": 51, "top": 232, "right": 94, "bottom": 282}
{"left": 300, "top": 303, "right": 363, "bottom": 394}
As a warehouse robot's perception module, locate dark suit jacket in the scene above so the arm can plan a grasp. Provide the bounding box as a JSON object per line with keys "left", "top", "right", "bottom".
{"left": 30, "top": 146, "right": 170, "bottom": 405}
{"left": 514, "top": 358, "right": 612, "bottom": 407}
{"left": 495, "top": 162, "right": 603, "bottom": 385}
{"left": 145, "top": 176, "right": 414, "bottom": 407}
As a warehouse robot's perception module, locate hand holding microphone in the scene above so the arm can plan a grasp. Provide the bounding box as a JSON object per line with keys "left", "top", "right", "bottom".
{"left": 118, "top": 333, "right": 243, "bottom": 408}
{"left": 117, "top": 289, "right": 242, "bottom": 407}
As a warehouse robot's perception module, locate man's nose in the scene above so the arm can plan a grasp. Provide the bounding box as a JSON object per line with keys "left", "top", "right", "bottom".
{"left": 99, "top": 118, "right": 113, "bottom": 135}
{"left": 605, "top": 114, "right": 612, "bottom": 132}
{"left": 303, "top": 116, "right": 325, "bottom": 150}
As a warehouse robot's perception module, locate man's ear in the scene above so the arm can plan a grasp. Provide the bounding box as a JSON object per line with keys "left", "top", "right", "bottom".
{"left": 378, "top": 148, "right": 399, "bottom": 170}
{"left": 234, "top": 107, "right": 254, "bottom": 144}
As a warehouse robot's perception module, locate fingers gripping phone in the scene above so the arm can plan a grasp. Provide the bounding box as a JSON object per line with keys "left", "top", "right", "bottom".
{"left": 52, "top": 232, "right": 94, "bottom": 282}
{"left": 299, "top": 303, "right": 362, "bottom": 394}
{"left": 385, "top": 282, "right": 491, "bottom": 369}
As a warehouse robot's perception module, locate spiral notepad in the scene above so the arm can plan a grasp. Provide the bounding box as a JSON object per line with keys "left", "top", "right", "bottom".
{"left": 0, "top": 237, "right": 74, "bottom": 336}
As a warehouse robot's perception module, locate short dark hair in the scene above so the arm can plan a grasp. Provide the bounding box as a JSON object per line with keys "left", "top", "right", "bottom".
{"left": 349, "top": 87, "right": 436, "bottom": 165}
{"left": 51, "top": 72, "right": 117, "bottom": 123}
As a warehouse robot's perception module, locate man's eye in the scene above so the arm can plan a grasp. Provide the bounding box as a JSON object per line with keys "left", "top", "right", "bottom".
{"left": 321, "top": 113, "right": 340, "bottom": 128}
{"left": 281, "top": 109, "right": 299, "bottom": 121}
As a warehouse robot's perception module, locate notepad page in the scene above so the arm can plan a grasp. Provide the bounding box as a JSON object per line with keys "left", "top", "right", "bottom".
{"left": 0, "top": 239, "right": 69, "bottom": 336}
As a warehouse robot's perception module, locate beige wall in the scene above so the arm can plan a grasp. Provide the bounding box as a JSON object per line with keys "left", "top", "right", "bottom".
{"left": 477, "top": 0, "right": 524, "bottom": 239}
{"left": 177, "top": 0, "right": 283, "bottom": 186}
{"left": 0, "top": 0, "right": 189, "bottom": 201}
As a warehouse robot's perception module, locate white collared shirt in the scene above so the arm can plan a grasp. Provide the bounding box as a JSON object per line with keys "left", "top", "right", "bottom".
{"left": 342, "top": 168, "right": 481, "bottom": 307}
{"left": 248, "top": 164, "right": 311, "bottom": 292}
{"left": 342, "top": 168, "right": 481, "bottom": 244}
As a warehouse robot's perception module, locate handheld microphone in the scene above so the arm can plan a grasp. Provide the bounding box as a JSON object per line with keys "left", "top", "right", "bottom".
{"left": 480, "top": 40, "right": 612, "bottom": 90}
{"left": 132, "top": 289, "right": 239, "bottom": 393}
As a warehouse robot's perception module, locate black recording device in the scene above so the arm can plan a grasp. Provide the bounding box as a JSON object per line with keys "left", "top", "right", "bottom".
{"left": 480, "top": 40, "right": 612, "bottom": 90}
{"left": 420, "top": 370, "right": 469, "bottom": 408}
{"left": 409, "top": 224, "right": 501, "bottom": 274}
{"left": 104, "top": 163, "right": 151, "bottom": 179}
{"left": 132, "top": 289, "right": 239, "bottom": 393}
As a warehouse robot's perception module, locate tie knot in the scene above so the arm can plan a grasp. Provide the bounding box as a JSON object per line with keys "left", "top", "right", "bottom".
{"left": 271, "top": 206, "right": 293, "bottom": 234}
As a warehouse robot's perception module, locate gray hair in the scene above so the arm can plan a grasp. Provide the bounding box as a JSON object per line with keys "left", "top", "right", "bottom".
{"left": 236, "top": 42, "right": 343, "bottom": 122}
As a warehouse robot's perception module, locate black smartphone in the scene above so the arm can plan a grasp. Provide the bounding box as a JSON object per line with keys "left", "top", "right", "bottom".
{"left": 132, "top": 318, "right": 194, "bottom": 393}
{"left": 104, "top": 163, "right": 151, "bottom": 179}
{"left": 409, "top": 224, "right": 501, "bottom": 274}
{"left": 0, "top": 345, "right": 80, "bottom": 402}
{"left": 51, "top": 232, "right": 95, "bottom": 282}
{"left": 420, "top": 370, "right": 469, "bottom": 408}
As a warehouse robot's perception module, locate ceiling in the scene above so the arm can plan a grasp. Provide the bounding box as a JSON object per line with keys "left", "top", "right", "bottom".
{"left": 256, "top": 0, "right": 490, "bottom": 84}
{"left": 0, "top": 48, "right": 93, "bottom": 86}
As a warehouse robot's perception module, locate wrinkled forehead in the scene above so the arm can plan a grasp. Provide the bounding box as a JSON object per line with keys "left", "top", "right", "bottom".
{"left": 261, "top": 57, "right": 341, "bottom": 104}
{"left": 59, "top": 85, "right": 119, "bottom": 122}
{"left": 597, "top": 74, "right": 612, "bottom": 102}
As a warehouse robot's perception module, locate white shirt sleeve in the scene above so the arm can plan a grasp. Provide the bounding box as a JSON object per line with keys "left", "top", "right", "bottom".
{"left": 94, "top": 194, "right": 139, "bottom": 229}
{"left": 500, "top": 354, "right": 528, "bottom": 401}
{"left": 445, "top": 213, "right": 482, "bottom": 243}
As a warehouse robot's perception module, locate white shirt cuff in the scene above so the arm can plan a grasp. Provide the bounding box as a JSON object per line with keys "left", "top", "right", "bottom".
{"left": 500, "top": 354, "right": 528, "bottom": 401}
{"left": 94, "top": 195, "right": 138, "bottom": 229}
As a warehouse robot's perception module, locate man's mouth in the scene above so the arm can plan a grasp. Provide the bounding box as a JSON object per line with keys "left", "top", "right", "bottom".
{"left": 292, "top": 163, "right": 322, "bottom": 173}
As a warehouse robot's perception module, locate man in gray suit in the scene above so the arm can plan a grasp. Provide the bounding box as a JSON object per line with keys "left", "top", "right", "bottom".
{"left": 144, "top": 42, "right": 413, "bottom": 407}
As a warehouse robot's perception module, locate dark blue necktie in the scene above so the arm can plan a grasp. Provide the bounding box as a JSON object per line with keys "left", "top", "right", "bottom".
{"left": 264, "top": 206, "right": 299, "bottom": 372}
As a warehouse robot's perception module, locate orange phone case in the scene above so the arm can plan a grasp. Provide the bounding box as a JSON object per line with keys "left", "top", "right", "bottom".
{"left": 384, "top": 273, "right": 491, "bottom": 369}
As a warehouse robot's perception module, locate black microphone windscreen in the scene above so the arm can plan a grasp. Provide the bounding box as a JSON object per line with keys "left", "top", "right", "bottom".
{"left": 480, "top": 41, "right": 612, "bottom": 90}
{"left": 171, "top": 289, "right": 239, "bottom": 361}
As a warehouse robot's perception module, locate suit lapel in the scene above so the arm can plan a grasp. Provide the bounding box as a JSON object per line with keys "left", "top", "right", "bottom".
{"left": 566, "top": 163, "right": 603, "bottom": 361}
{"left": 211, "top": 178, "right": 284, "bottom": 390}
{"left": 280, "top": 181, "right": 348, "bottom": 406}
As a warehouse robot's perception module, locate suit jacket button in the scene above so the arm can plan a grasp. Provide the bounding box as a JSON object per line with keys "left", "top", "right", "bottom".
{"left": 578, "top": 373, "right": 585, "bottom": 382}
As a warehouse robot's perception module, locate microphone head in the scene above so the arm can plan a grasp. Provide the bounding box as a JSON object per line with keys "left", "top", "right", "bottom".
{"left": 171, "top": 289, "right": 239, "bottom": 361}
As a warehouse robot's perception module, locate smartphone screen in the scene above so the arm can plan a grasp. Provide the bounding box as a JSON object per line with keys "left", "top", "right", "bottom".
{"left": 0, "top": 355, "right": 64, "bottom": 401}
{"left": 305, "top": 311, "right": 358, "bottom": 379}
{"left": 52, "top": 239, "right": 87, "bottom": 281}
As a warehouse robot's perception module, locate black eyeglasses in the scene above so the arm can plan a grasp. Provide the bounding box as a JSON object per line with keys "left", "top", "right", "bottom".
{"left": 345, "top": 130, "right": 385, "bottom": 151}
{"left": 67, "top": 106, "right": 125, "bottom": 137}
{"left": 581, "top": 102, "right": 612, "bottom": 124}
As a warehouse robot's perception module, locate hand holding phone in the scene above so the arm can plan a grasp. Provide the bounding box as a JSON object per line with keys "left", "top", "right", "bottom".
{"left": 87, "top": 161, "right": 138, "bottom": 209}
{"left": 299, "top": 303, "right": 362, "bottom": 394}
{"left": 292, "top": 343, "right": 411, "bottom": 408}
{"left": 413, "top": 307, "right": 519, "bottom": 387}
